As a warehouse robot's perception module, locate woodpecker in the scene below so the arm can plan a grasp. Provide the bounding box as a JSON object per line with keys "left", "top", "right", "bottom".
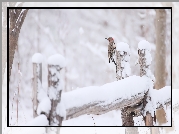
{"left": 105, "top": 37, "right": 116, "bottom": 65}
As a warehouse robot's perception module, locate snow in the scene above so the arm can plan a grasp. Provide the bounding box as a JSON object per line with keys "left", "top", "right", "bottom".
{"left": 37, "top": 96, "right": 51, "bottom": 115}
{"left": 56, "top": 101, "right": 66, "bottom": 120}
{"left": 145, "top": 51, "right": 152, "bottom": 65}
{"left": 134, "top": 116, "right": 145, "bottom": 126}
{"left": 37, "top": 84, "right": 48, "bottom": 102}
{"left": 116, "top": 42, "right": 130, "bottom": 54}
{"left": 23, "top": 115, "right": 48, "bottom": 126}
{"left": 37, "top": 82, "right": 51, "bottom": 115}
{"left": 123, "top": 62, "right": 131, "bottom": 76}
{"left": 63, "top": 110, "right": 122, "bottom": 126}
{"left": 144, "top": 86, "right": 171, "bottom": 116}
{"left": 79, "top": 27, "right": 84, "bottom": 34}
{"left": 146, "top": 68, "right": 155, "bottom": 82}
{"left": 62, "top": 75, "right": 153, "bottom": 110}
{"left": 138, "top": 40, "right": 151, "bottom": 52}
{"left": 48, "top": 87, "right": 59, "bottom": 100}
{"left": 47, "top": 54, "right": 66, "bottom": 67}
{"left": 32, "top": 53, "right": 43, "bottom": 63}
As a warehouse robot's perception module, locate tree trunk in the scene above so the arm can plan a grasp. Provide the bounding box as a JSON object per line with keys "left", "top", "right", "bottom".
{"left": 155, "top": 9, "right": 166, "bottom": 89}
{"left": 9, "top": 9, "right": 29, "bottom": 82}
{"left": 155, "top": 9, "right": 167, "bottom": 125}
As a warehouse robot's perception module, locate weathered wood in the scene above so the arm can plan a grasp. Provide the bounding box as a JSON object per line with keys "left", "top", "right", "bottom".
{"left": 116, "top": 50, "right": 129, "bottom": 80}
{"left": 63, "top": 89, "right": 170, "bottom": 124}
{"left": 115, "top": 43, "right": 132, "bottom": 126}
{"left": 66, "top": 93, "right": 145, "bottom": 120}
{"left": 121, "top": 107, "right": 134, "bottom": 126}
{"left": 145, "top": 112, "right": 153, "bottom": 126}
{"left": 138, "top": 42, "right": 155, "bottom": 126}
{"left": 155, "top": 10, "right": 168, "bottom": 124}
{"left": 32, "top": 63, "right": 42, "bottom": 118}
{"left": 48, "top": 64, "right": 63, "bottom": 126}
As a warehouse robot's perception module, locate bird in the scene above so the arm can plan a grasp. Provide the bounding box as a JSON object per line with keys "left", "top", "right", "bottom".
{"left": 105, "top": 37, "right": 116, "bottom": 65}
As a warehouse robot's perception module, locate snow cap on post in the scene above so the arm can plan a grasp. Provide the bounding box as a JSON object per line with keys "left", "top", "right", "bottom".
{"left": 47, "top": 54, "right": 66, "bottom": 68}
{"left": 32, "top": 53, "right": 43, "bottom": 63}
{"left": 138, "top": 40, "right": 151, "bottom": 52}
{"left": 116, "top": 42, "right": 130, "bottom": 54}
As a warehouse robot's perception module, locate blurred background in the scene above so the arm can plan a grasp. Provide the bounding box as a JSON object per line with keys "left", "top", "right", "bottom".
{"left": 10, "top": 9, "right": 171, "bottom": 92}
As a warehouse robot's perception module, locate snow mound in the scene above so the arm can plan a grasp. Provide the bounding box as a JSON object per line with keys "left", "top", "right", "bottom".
{"left": 37, "top": 96, "right": 51, "bottom": 115}
{"left": 116, "top": 42, "right": 130, "bottom": 53}
{"left": 32, "top": 53, "right": 43, "bottom": 63}
{"left": 153, "top": 86, "right": 171, "bottom": 106}
{"left": 37, "top": 84, "right": 51, "bottom": 115}
{"left": 138, "top": 40, "right": 151, "bottom": 52}
{"left": 47, "top": 54, "right": 66, "bottom": 67}
{"left": 25, "top": 115, "right": 48, "bottom": 126}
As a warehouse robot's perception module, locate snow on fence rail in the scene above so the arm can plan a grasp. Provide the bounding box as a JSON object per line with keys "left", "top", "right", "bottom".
{"left": 63, "top": 75, "right": 151, "bottom": 119}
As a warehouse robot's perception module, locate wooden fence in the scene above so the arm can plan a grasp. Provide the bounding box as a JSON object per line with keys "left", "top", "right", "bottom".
{"left": 32, "top": 46, "right": 171, "bottom": 126}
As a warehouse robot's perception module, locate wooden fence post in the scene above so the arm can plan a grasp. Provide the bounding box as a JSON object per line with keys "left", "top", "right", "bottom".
{"left": 47, "top": 54, "right": 65, "bottom": 126}
{"left": 115, "top": 42, "right": 135, "bottom": 126}
{"left": 137, "top": 40, "right": 154, "bottom": 126}
{"left": 32, "top": 53, "right": 43, "bottom": 118}
{"left": 116, "top": 42, "right": 130, "bottom": 80}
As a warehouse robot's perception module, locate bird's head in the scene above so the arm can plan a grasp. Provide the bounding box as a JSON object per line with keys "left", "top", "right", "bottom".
{"left": 105, "top": 37, "right": 114, "bottom": 43}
